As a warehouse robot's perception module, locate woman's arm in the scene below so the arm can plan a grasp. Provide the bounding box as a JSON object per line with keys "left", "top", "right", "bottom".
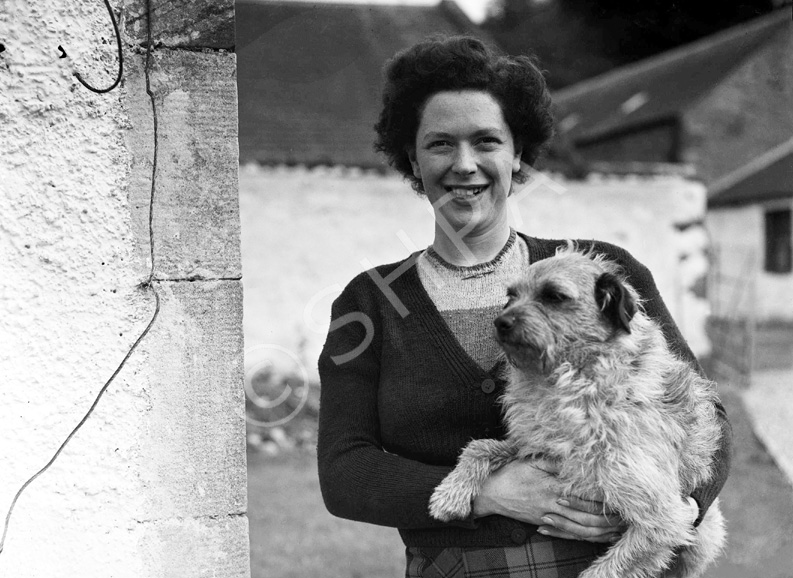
{"left": 316, "top": 277, "right": 475, "bottom": 529}
{"left": 319, "top": 273, "right": 627, "bottom": 537}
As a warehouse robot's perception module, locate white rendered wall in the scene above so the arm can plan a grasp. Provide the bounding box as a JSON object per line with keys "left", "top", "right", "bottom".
{"left": 0, "top": 1, "right": 248, "bottom": 576}
{"left": 239, "top": 166, "right": 710, "bottom": 379}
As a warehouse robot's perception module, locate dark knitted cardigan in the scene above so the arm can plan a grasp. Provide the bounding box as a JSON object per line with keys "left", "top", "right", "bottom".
{"left": 317, "top": 234, "right": 732, "bottom": 548}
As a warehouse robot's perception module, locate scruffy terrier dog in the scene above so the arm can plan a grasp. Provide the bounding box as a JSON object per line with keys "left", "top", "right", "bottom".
{"left": 429, "top": 244, "right": 726, "bottom": 578}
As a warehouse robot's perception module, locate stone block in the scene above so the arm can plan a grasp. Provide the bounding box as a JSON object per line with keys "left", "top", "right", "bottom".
{"left": 138, "top": 515, "right": 251, "bottom": 578}
{"left": 123, "top": 0, "right": 235, "bottom": 49}
{"left": 122, "top": 49, "right": 241, "bottom": 280}
{"left": 136, "top": 279, "right": 248, "bottom": 521}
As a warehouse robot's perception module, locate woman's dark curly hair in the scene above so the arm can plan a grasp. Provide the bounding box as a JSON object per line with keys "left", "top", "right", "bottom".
{"left": 374, "top": 36, "right": 554, "bottom": 193}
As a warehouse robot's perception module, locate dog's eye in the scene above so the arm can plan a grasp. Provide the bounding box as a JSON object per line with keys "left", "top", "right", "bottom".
{"left": 541, "top": 288, "right": 570, "bottom": 304}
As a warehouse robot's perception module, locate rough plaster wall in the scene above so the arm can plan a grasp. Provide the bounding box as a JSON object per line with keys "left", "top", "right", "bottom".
{"left": 0, "top": 1, "right": 248, "bottom": 576}
{"left": 239, "top": 167, "right": 709, "bottom": 380}
{"left": 707, "top": 202, "right": 793, "bottom": 322}
{"left": 683, "top": 25, "right": 793, "bottom": 184}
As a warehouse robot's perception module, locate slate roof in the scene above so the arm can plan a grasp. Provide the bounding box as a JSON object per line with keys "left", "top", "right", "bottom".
{"left": 551, "top": 9, "right": 791, "bottom": 144}
{"left": 708, "top": 138, "right": 793, "bottom": 208}
{"left": 236, "top": 0, "right": 492, "bottom": 167}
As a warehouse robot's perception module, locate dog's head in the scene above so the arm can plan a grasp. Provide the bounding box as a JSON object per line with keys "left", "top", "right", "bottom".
{"left": 494, "top": 243, "right": 638, "bottom": 371}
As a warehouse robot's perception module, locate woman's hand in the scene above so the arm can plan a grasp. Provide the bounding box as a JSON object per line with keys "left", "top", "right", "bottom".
{"left": 472, "top": 458, "right": 625, "bottom": 543}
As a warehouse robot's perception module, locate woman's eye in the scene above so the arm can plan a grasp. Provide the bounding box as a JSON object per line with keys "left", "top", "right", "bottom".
{"left": 428, "top": 140, "right": 451, "bottom": 149}
{"left": 477, "top": 136, "right": 502, "bottom": 148}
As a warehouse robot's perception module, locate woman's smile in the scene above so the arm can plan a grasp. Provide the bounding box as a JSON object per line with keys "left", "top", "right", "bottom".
{"left": 408, "top": 90, "right": 522, "bottom": 236}
{"left": 444, "top": 184, "right": 490, "bottom": 199}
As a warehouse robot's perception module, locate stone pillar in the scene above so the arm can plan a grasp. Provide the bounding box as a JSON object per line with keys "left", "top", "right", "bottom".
{"left": 0, "top": 1, "right": 249, "bottom": 576}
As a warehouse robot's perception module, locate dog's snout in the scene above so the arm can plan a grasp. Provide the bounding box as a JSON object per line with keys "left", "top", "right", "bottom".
{"left": 494, "top": 313, "right": 515, "bottom": 334}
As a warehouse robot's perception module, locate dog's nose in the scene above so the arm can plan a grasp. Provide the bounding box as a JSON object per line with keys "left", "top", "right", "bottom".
{"left": 494, "top": 314, "right": 515, "bottom": 335}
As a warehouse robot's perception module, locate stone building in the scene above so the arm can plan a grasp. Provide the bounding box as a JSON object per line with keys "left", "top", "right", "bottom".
{"left": 706, "top": 138, "right": 793, "bottom": 375}
{"left": 236, "top": 0, "right": 494, "bottom": 168}
{"left": 551, "top": 8, "right": 792, "bottom": 186}
{"left": 234, "top": 1, "right": 714, "bottom": 371}
{"left": 550, "top": 7, "right": 793, "bottom": 382}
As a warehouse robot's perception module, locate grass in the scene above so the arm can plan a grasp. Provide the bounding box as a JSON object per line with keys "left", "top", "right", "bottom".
{"left": 247, "top": 448, "right": 405, "bottom": 578}
{"left": 247, "top": 381, "right": 793, "bottom": 578}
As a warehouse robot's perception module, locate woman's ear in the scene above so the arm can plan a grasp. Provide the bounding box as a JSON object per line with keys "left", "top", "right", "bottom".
{"left": 512, "top": 146, "right": 523, "bottom": 174}
{"left": 407, "top": 147, "right": 421, "bottom": 179}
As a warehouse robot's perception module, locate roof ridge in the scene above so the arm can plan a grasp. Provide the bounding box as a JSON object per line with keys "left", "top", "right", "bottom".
{"left": 553, "top": 8, "right": 790, "bottom": 102}
{"left": 708, "top": 137, "right": 793, "bottom": 196}
{"left": 238, "top": 0, "right": 438, "bottom": 7}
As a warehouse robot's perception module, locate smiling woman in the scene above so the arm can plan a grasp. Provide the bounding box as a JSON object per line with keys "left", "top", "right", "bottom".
{"left": 316, "top": 36, "right": 731, "bottom": 578}
{"left": 407, "top": 90, "right": 521, "bottom": 261}
{"left": 373, "top": 36, "right": 553, "bottom": 266}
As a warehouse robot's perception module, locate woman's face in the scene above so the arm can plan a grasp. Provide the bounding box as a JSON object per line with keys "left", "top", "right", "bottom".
{"left": 408, "top": 90, "right": 522, "bottom": 235}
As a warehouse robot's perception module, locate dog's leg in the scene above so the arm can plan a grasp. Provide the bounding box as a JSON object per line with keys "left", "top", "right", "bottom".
{"left": 662, "top": 498, "right": 727, "bottom": 578}
{"left": 581, "top": 514, "right": 690, "bottom": 578}
{"left": 578, "top": 471, "right": 697, "bottom": 578}
{"left": 429, "top": 439, "right": 518, "bottom": 522}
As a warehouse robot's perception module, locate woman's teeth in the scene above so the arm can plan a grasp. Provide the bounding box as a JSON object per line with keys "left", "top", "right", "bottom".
{"left": 446, "top": 186, "right": 486, "bottom": 197}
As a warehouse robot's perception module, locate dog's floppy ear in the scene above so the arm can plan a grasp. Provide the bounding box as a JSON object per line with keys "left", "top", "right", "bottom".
{"left": 595, "top": 273, "right": 636, "bottom": 333}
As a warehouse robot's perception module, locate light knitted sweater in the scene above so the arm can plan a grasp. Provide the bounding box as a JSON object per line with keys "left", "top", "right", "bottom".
{"left": 317, "top": 232, "right": 732, "bottom": 548}
{"left": 417, "top": 230, "right": 529, "bottom": 371}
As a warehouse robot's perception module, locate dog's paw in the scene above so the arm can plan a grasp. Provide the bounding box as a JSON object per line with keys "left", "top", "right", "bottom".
{"left": 428, "top": 477, "right": 474, "bottom": 522}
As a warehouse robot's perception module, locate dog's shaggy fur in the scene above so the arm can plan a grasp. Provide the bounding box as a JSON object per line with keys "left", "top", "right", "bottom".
{"left": 429, "top": 244, "right": 726, "bottom": 578}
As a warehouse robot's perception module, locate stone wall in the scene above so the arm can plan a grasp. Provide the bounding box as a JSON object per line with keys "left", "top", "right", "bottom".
{"left": 0, "top": 1, "right": 249, "bottom": 576}
{"left": 239, "top": 164, "right": 710, "bottom": 382}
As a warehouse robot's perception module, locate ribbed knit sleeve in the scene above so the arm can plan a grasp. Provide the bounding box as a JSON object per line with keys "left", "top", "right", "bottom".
{"left": 316, "top": 272, "right": 477, "bottom": 530}
{"left": 576, "top": 239, "right": 733, "bottom": 527}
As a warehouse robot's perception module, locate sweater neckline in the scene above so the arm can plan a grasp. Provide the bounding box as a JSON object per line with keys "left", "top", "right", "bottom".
{"left": 398, "top": 232, "right": 548, "bottom": 385}
{"left": 425, "top": 229, "right": 518, "bottom": 275}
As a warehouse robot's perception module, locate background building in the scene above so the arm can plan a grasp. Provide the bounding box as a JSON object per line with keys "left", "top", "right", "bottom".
{"left": 551, "top": 9, "right": 792, "bottom": 185}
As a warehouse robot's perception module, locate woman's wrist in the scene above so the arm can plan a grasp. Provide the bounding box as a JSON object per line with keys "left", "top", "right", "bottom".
{"left": 472, "top": 477, "right": 500, "bottom": 518}
{"left": 471, "top": 492, "right": 490, "bottom": 518}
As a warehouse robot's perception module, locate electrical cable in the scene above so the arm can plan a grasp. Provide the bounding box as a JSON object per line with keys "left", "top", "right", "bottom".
{"left": 73, "top": 0, "right": 124, "bottom": 94}
{"left": 0, "top": 0, "right": 159, "bottom": 555}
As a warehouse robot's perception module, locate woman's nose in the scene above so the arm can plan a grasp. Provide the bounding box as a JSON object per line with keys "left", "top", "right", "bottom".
{"left": 452, "top": 144, "right": 477, "bottom": 174}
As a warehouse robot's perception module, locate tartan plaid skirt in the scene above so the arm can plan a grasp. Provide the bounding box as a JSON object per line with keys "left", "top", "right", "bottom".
{"left": 405, "top": 534, "right": 607, "bottom": 578}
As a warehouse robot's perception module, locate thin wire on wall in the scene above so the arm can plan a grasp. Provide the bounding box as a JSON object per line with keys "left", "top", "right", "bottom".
{"left": 74, "top": 0, "right": 124, "bottom": 94}
{"left": 0, "top": 0, "right": 160, "bottom": 554}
